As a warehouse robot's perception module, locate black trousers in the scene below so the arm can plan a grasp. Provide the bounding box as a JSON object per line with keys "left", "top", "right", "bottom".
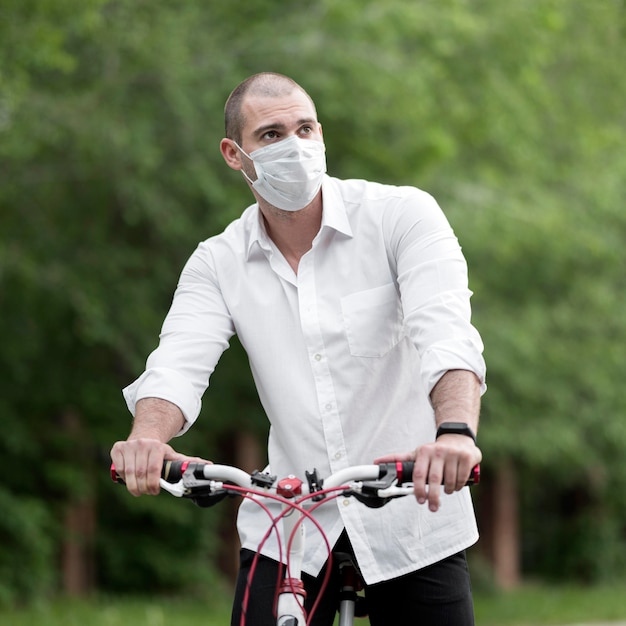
{"left": 231, "top": 532, "right": 475, "bottom": 625}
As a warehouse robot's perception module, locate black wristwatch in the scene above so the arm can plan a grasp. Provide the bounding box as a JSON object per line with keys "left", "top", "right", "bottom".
{"left": 436, "top": 422, "right": 477, "bottom": 444}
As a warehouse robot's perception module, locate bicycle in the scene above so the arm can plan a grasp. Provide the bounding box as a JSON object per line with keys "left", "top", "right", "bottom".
{"left": 112, "top": 460, "right": 480, "bottom": 626}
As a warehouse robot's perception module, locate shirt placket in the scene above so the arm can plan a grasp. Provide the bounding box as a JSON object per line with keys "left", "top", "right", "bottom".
{"left": 296, "top": 243, "right": 348, "bottom": 473}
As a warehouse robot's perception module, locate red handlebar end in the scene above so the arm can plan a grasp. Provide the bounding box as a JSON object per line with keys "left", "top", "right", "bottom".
{"left": 110, "top": 463, "right": 123, "bottom": 484}
{"left": 471, "top": 464, "right": 481, "bottom": 485}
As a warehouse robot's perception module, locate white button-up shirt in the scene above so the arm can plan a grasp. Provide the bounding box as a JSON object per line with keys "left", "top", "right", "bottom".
{"left": 123, "top": 175, "right": 486, "bottom": 584}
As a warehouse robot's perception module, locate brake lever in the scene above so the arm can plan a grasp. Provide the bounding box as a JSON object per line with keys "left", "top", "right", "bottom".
{"left": 160, "top": 478, "right": 186, "bottom": 497}
{"left": 345, "top": 471, "right": 399, "bottom": 508}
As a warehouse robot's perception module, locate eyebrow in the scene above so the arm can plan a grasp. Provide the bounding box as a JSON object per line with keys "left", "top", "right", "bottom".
{"left": 252, "top": 118, "right": 318, "bottom": 138}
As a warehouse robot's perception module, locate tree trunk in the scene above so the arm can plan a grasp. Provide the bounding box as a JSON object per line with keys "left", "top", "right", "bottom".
{"left": 62, "top": 498, "right": 96, "bottom": 595}
{"left": 217, "top": 430, "right": 264, "bottom": 582}
{"left": 60, "top": 410, "right": 96, "bottom": 596}
{"left": 491, "top": 459, "right": 520, "bottom": 589}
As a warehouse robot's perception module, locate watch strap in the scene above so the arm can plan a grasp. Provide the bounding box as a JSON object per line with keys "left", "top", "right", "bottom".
{"left": 436, "top": 422, "right": 477, "bottom": 443}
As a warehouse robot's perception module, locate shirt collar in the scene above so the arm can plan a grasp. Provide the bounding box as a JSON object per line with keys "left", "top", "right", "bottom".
{"left": 246, "top": 176, "right": 353, "bottom": 261}
{"left": 319, "top": 175, "right": 353, "bottom": 238}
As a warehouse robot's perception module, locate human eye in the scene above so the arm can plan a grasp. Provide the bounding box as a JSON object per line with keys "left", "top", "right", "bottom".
{"left": 262, "top": 130, "right": 279, "bottom": 140}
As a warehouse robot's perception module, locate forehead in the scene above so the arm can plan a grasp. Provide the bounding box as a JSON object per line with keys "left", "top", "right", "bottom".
{"left": 240, "top": 89, "right": 318, "bottom": 138}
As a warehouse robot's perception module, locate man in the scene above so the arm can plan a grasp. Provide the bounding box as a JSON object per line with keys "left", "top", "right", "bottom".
{"left": 111, "top": 72, "right": 486, "bottom": 625}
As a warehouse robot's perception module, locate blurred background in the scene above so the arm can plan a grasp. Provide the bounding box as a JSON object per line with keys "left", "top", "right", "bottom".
{"left": 1, "top": 0, "right": 625, "bottom": 612}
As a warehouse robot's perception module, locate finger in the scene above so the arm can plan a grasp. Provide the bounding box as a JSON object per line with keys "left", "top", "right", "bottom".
{"left": 145, "top": 445, "right": 166, "bottom": 495}
{"left": 425, "top": 452, "right": 445, "bottom": 512}
{"left": 412, "top": 448, "right": 431, "bottom": 505}
{"left": 455, "top": 446, "right": 482, "bottom": 490}
{"left": 443, "top": 457, "right": 459, "bottom": 495}
{"left": 131, "top": 439, "right": 161, "bottom": 496}
{"left": 122, "top": 448, "right": 141, "bottom": 497}
{"left": 454, "top": 457, "right": 473, "bottom": 491}
{"left": 110, "top": 442, "right": 126, "bottom": 481}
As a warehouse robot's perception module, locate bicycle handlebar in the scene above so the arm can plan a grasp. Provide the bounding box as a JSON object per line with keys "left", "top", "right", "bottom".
{"left": 111, "top": 460, "right": 479, "bottom": 508}
{"left": 158, "top": 459, "right": 479, "bottom": 487}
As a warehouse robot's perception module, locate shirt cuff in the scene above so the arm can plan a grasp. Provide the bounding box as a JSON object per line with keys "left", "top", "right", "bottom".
{"left": 421, "top": 338, "right": 487, "bottom": 398}
{"left": 122, "top": 367, "right": 201, "bottom": 436}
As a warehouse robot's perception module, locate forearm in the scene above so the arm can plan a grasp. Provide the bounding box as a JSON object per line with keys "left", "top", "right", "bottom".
{"left": 128, "top": 397, "right": 186, "bottom": 443}
{"left": 111, "top": 398, "right": 194, "bottom": 496}
{"left": 430, "top": 369, "right": 481, "bottom": 433}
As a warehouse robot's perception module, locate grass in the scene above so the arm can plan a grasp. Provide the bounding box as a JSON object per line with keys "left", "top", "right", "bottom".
{"left": 474, "top": 583, "right": 626, "bottom": 625}
{"left": 1, "top": 584, "right": 625, "bottom": 625}
{"left": 0, "top": 596, "right": 232, "bottom": 626}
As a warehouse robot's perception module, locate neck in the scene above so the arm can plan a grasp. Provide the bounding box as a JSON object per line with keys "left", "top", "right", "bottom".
{"left": 260, "top": 196, "right": 323, "bottom": 273}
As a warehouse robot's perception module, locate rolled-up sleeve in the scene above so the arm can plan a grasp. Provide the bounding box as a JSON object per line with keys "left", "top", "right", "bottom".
{"left": 122, "top": 367, "right": 203, "bottom": 434}
{"left": 386, "top": 190, "right": 486, "bottom": 396}
{"left": 122, "top": 242, "right": 235, "bottom": 434}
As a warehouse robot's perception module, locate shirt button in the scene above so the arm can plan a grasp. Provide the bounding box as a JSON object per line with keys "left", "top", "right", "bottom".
{"left": 342, "top": 499, "right": 351, "bottom": 507}
{"left": 314, "top": 354, "right": 322, "bottom": 361}
{"left": 334, "top": 451, "right": 342, "bottom": 460}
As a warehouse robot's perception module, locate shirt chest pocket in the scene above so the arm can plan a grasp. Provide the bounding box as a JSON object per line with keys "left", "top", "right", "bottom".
{"left": 340, "top": 283, "right": 405, "bottom": 358}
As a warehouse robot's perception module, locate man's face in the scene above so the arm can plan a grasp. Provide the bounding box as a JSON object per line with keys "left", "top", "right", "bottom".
{"left": 220, "top": 89, "right": 323, "bottom": 186}
{"left": 239, "top": 89, "right": 323, "bottom": 157}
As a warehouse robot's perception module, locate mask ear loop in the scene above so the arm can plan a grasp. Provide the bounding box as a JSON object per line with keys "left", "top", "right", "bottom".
{"left": 233, "top": 141, "right": 258, "bottom": 185}
{"left": 233, "top": 141, "right": 252, "bottom": 160}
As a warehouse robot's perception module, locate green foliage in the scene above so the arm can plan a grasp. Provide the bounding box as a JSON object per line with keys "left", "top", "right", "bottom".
{"left": 97, "top": 487, "right": 220, "bottom": 593}
{"left": 0, "top": 489, "right": 55, "bottom": 605}
{"left": 1, "top": 0, "right": 625, "bottom": 602}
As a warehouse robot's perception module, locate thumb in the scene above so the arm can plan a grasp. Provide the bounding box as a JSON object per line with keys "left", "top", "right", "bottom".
{"left": 373, "top": 450, "right": 416, "bottom": 465}
{"left": 165, "top": 447, "right": 213, "bottom": 465}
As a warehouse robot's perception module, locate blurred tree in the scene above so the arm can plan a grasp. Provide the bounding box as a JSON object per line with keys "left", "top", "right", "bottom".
{"left": 0, "top": 0, "right": 252, "bottom": 602}
{"left": 1, "top": 0, "right": 625, "bottom": 602}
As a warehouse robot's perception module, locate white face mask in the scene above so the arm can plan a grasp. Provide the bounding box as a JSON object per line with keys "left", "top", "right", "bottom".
{"left": 235, "top": 136, "right": 327, "bottom": 212}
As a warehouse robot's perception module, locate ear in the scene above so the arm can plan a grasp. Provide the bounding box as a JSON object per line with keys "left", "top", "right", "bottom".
{"left": 220, "top": 138, "right": 242, "bottom": 170}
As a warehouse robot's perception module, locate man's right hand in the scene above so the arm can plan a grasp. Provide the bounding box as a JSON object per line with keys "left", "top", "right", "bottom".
{"left": 110, "top": 438, "right": 208, "bottom": 496}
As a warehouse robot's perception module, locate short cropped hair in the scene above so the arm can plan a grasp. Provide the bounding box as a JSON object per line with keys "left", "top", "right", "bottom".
{"left": 224, "top": 72, "right": 317, "bottom": 144}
